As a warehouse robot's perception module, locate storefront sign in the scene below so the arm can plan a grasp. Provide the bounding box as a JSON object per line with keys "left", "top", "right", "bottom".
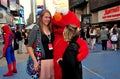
{"left": 98, "top": 5, "right": 120, "bottom": 22}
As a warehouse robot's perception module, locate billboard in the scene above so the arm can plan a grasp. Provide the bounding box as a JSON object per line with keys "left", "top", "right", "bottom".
{"left": 44, "top": 0, "right": 69, "bottom": 16}
{"left": 98, "top": 5, "right": 120, "bottom": 22}
{"left": 0, "top": 0, "right": 8, "bottom": 8}
{"left": 36, "top": 0, "right": 69, "bottom": 16}
{"left": 44, "top": 0, "right": 55, "bottom": 16}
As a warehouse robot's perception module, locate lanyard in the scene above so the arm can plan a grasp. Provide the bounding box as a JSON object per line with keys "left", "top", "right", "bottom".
{"left": 47, "top": 34, "right": 51, "bottom": 43}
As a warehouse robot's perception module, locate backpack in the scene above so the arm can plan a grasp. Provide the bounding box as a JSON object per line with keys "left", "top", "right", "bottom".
{"left": 111, "top": 34, "right": 117, "bottom": 41}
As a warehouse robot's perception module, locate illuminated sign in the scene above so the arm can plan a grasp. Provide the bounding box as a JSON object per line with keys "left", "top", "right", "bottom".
{"left": 98, "top": 5, "right": 120, "bottom": 22}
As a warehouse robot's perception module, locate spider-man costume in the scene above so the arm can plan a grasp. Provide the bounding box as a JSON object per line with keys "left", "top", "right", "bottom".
{"left": 2, "top": 24, "right": 17, "bottom": 76}
{"left": 52, "top": 11, "right": 89, "bottom": 79}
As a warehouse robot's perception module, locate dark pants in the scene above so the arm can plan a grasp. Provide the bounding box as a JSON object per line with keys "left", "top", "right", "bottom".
{"left": 102, "top": 40, "right": 107, "bottom": 50}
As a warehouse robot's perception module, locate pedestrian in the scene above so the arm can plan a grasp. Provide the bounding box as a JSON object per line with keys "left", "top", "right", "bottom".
{"left": 85, "top": 25, "right": 90, "bottom": 44}
{"left": 100, "top": 26, "right": 108, "bottom": 50}
{"left": 89, "top": 26, "right": 96, "bottom": 50}
{"left": 110, "top": 28, "right": 118, "bottom": 51}
{"left": 26, "top": 10, "right": 54, "bottom": 79}
{"left": 21, "top": 29, "right": 29, "bottom": 54}
{"left": 110, "top": 24, "right": 118, "bottom": 33}
{"left": 57, "top": 24, "right": 82, "bottom": 79}
{"left": 1, "top": 24, "right": 17, "bottom": 76}
{"left": 23, "top": 29, "right": 28, "bottom": 46}
{"left": 14, "top": 26, "right": 23, "bottom": 54}
{"left": 117, "top": 28, "right": 120, "bottom": 49}
{"left": 80, "top": 27, "right": 86, "bottom": 40}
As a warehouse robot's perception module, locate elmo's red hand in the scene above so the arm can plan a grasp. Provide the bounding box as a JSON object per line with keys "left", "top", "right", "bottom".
{"left": 76, "top": 37, "right": 89, "bottom": 62}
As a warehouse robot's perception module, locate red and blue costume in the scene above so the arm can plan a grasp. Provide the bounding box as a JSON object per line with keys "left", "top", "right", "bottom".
{"left": 52, "top": 11, "right": 89, "bottom": 79}
{"left": 2, "top": 24, "right": 17, "bottom": 76}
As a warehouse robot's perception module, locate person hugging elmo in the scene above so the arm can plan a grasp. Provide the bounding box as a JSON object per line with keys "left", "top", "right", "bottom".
{"left": 52, "top": 3, "right": 89, "bottom": 79}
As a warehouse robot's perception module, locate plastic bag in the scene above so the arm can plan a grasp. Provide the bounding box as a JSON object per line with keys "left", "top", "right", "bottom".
{"left": 107, "top": 40, "right": 111, "bottom": 48}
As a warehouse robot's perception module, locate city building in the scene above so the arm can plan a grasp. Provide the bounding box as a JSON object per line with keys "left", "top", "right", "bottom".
{"left": 69, "top": 0, "right": 120, "bottom": 28}
{"left": 0, "top": 0, "right": 25, "bottom": 29}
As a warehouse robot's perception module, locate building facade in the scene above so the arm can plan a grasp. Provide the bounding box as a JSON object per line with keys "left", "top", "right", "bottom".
{"left": 89, "top": 0, "right": 120, "bottom": 28}
{"left": 69, "top": 0, "right": 120, "bottom": 28}
{"left": 0, "top": 0, "right": 13, "bottom": 25}
{"left": 0, "top": 0, "right": 25, "bottom": 28}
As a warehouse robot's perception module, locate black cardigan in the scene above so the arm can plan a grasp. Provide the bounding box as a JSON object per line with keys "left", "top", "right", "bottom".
{"left": 58, "top": 39, "right": 82, "bottom": 79}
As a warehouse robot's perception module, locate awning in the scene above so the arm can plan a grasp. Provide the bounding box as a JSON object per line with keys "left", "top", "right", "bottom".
{"left": 69, "top": 0, "right": 86, "bottom": 8}
{"left": 25, "top": 24, "right": 35, "bottom": 29}
{"left": 0, "top": 8, "right": 13, "bottom": 24}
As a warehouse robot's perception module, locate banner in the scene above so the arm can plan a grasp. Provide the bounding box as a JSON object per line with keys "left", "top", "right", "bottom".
{"left": 53, "top": 0, "right": 69, "bottom": 13}
{"left": 44, "top": 0, "right": 69, "bottom": 16}
{"left": 10, "top": 0, "right": 17, "bottom": 10}
{"left": 98, "top": 5, "right": 120, "bottom": 22}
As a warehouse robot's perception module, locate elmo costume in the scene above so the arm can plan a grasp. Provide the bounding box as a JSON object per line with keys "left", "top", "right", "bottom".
{"left": 1, "top": 24, "right": 17, "bottom": 76}
{"left": 52, "top": 11, "right": 89, "bottom": 79}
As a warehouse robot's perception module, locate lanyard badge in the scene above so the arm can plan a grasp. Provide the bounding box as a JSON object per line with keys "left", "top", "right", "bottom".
{"left": 47, "top": 34, "right": 53, "bottom": 50}
{"left": 48, "top": 43, "right": 53, "bottom": 50}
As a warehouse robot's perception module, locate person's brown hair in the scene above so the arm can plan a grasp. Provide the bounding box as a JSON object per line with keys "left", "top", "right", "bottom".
{"left": 36, "top": 10, "right": 52, "bottom": 34}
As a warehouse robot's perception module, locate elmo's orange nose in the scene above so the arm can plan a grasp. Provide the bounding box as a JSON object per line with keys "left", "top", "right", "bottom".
{"left": 54, "top": 12, "right": 62, "bottom": 21}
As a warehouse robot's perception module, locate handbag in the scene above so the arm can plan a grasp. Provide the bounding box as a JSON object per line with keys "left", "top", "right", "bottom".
{"left": 14, "top": 40, "right": 19, "bottom": 50}
{"left": 107, "top": 40, "right": 111, "bottom": 48}
{"left": 26, "top": 26, "right": 42, "bottom": 79}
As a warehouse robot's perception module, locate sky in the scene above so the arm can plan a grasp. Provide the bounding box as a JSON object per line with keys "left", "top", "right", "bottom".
{"left": 19, "top": 0, "right": 31, "bottom": 24}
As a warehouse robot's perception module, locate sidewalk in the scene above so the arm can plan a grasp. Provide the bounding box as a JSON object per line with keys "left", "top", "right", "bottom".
{"left": 0, "top": 53, "right": 29, "bottom": 66}
{"left": 0, "top": 61, "right": 32, "bottom": 79}
{"left": 0, "top": 43, "right": 120, "bottom": 79}
{"left": 83, "top": 44, "right": 120, "bottom": 79}
{"left": 0, "top": 40, "right": 28, "bottom": 66}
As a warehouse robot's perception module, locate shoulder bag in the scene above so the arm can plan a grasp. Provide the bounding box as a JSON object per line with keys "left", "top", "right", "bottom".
{"left": 26, "top": 25, "right": 42, "bottom": 79}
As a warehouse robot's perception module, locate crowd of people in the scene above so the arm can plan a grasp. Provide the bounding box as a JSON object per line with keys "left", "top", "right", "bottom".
{"left": 80, "top": 24, "right": 120, "bottom": 51}
{"left": 1, "top": 9, "right": 120, "bottom": 79}
{"left": 1, "top": 9, "right": 89, "bottom": 79}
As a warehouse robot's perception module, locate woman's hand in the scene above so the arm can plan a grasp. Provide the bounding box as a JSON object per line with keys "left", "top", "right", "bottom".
{"left": 34, "top": 62, "right": 39, "bottom": 71}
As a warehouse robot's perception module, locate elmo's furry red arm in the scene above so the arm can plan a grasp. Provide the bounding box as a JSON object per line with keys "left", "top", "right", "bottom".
{"left": 76, "top": 37, "right": 89, "bottom": 62}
